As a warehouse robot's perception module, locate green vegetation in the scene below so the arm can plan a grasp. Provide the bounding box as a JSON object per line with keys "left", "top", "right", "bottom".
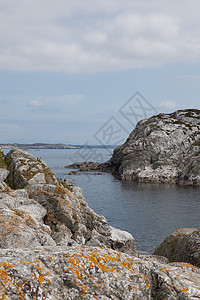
{"left": 0, "top": 149, "right": 7, "bottom": 169}
{"left": 58, "top": 178, "right": 73, "bottom": 192}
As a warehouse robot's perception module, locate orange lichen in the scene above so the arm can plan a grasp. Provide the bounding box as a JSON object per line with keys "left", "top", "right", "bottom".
{"left": 19, "top": 260, "right": 32, "bottom": 265}
{"left": 38, "top": 274, "right": 44, "bottom": 284}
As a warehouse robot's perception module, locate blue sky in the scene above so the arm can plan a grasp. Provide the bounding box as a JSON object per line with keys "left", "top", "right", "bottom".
{"left": 1, "top": 0, "right": 200, "bottom": 144}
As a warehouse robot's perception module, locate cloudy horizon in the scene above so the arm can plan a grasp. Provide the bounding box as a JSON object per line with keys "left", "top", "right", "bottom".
{"left": 1, "top": 0, "right": 200, "bottom": 144}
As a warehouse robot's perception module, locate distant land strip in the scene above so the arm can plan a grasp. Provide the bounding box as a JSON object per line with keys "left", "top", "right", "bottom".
{"left": 0, "top": 143, "right": 115, "bottom": 149}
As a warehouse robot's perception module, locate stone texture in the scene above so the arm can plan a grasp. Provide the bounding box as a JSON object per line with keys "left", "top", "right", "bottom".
{"left": 0, "top": 149, "right": 136, "bottom": 256}
{"left": 153, "top": 227, "right": 200, "bottom": 267}
{"left": 5, "top": 148, "right": 58, "bottom": 188}
{"left": 26, "top": 183, "right": 136, "bottom": 255}
{"left": 0, "top": 189, "right": 56, "bottom": 249}
{"left": 0, "top": 246, "right": 200, "bottom": 299}
{"left": 68, "top": 109, "right": 200, "bottom": 186}
{"left": 107, "top": 109, "right": 200, "bottom": 185}
{"left": 1, "top": 147, "right": 200, "bottom": 298}
{"left": 0, "top": 168, "right": 9, "bottom": 182}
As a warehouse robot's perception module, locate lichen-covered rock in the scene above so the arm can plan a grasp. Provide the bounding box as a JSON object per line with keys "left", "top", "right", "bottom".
{"left": 0, "top": 246, "right": 200, "bottom": 299}
{"left": 0, "top": 189, "right": 56, "bottom": 249}
{"left": 153, "top": 227, "right": 200, "bottom": 267}
{"left": 151, "top": 261, "right": 200, "bottom": 299}
{"left": 107, "top": 109, "right": 200, "bottom": 185}
{"left": 26, "top": 184, "right": 136, "bottom": 255}
{"left": 5, "top": 148, "right": 58, "bottom": 188}
{"left": 0, "top": 149, "right": 136, "bottom": 255}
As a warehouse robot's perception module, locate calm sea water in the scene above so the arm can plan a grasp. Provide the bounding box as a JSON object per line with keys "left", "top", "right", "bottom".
{"left": 3, "top": 148, "right": 200, "bottom": 253}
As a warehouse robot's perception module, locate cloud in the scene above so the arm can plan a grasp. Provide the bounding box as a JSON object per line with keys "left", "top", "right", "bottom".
{"left": 29, "top": 100, "right": 43, "bottom": 108}
{"left": 1, "top": 0, "right": 200, "bottom": 72}
{"left": 159, "top": 100, "right": 177, "bottom": 110}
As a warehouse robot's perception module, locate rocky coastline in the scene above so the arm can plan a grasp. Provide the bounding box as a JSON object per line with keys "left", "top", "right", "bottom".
{"left": 66, "top": 109, "right": 200, "bottom": 186}
{"left": 0, "top": 148, "right": 200, "bottom": 298}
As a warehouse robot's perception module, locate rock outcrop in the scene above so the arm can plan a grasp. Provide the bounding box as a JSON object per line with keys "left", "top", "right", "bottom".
{"left": 5, "top": 148, "right": 58, "bottom": 188}
{"left": 67, "top": 109, "right": 200, "bottom": 186}
{"left": 108, "top": 109, "right": 200, "bottom": 185}
{"left": 1, "top": 147, "right": 200, "bottom": 299}
{"left": 153, "top": 227, "right": 200, "bottom": 268}
{"left": 1, "top": 246, "right": 200, "bottom": 299}
{"left": 0, "top": 148, "right": 136, "bottom": 255}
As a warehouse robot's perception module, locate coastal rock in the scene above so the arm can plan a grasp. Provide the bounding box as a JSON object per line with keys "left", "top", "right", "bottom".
{"left": 0, "top": 189, "right": 56, "bottom": 249}
{"left": 153, "top": 227, "right": 200, "bottom": 267}
{"left": 26, "top": 184, "right": 136, "bottom": 254}
{"left": 5, "top": 148, "right": 58, "bottom": 188}
{"left": 0, "top": 182, "right": 11, "bottom": 192}
{"left": 0, "top": 246, "right": 200, "bottom": 299}
{"left": 107, "top": 109, "right": 200, "bottom": 185}
{"left": 0, "top": 168, "right": 9, "bottom": 182}
{"left": 66, "top": 109, "right": 200, "bottom": 186}
{"left": 66, "top": 161, "right": 108, "bottom": 172}
{"left": 0, "top": 148, "right": 136, "bottom": 255}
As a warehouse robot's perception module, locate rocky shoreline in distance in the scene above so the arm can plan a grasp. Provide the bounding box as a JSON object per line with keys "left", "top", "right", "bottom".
{"left": 0, "top": 147, "right": 200, "bottom": 298}
{"left": 66, "top": 109, "right": 200, "bottom": 186}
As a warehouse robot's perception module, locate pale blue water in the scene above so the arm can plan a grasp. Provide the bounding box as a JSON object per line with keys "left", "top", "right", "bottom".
{"left": 3, "top": 148, "right": 200, "bottom": 253}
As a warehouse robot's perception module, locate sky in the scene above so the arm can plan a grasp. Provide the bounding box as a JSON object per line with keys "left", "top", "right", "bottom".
{"left": 1, "top": 0, "right": 200, "bottom": 145}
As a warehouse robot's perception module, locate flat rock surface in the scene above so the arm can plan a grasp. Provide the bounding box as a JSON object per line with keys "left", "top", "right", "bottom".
{"left": 0, "top": 246, "right": 200, "bottom": 299}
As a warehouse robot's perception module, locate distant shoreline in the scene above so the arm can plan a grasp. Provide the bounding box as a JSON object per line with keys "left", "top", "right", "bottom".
{"left": 0, "top": 143, "right": 115, "bottom": 150}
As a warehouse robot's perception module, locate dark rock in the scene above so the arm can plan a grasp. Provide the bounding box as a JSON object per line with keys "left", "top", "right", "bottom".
{"left": 153, "top": 227, "right": 200, "bottom": 267}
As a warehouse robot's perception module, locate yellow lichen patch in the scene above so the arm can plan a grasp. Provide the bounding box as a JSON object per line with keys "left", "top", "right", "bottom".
{"left": 38, "top": 274, "right": 44, "bottom": 284}
{"left": 19, "top": 260, "right": 32, "bottom": 265}
{"left": 0, "top": 262, "right": 14, "bottom": 270}
{"left": 160, "top": 267, "right": 169, "bottom": 274}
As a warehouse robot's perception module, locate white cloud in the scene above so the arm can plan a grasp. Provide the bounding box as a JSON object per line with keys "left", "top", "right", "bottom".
{"left": 29, "top": 100, "right": 43, "bottom": 108}
{"left": 159, "top": 100, "right": 177, "bottom": 110}
{"left": 1, "top": 0, "right": 200, "bottom": 72}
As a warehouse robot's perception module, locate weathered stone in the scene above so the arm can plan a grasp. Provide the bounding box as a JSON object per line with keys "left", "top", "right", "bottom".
{"left": 63, "top": 178, "right": 74, "bottom": 186}
{"left": 69, "top": 109, "right": 200, "bottom": 186}
{"left": 5, "top": 148, "right": 58, "bottom": 188}
{"left": 0, "top": 182, "right": 11, "bottom": 192}
{"left": 107, "top": 109, "right": 200, "bottom": 185}
{"left": 26, "top": 184, "right": 136, "bottom": 255}
{"left": 153, "top": 227, "right": 200, "bottom": 267}
{"left": 0, "top": 168, "right": 9, "bottom": 182}
{"left": 0, "top": 246, "right": 200, "bottom": 299}
{"left": 0, "top": 189, "right": 56, "bottom": 249}
{"left": 66, "top": 161, "right": 108, "bottom": 172}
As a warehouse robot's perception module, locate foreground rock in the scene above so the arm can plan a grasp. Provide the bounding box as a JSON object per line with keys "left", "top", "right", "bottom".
{"left": 67, "top": 109, "right": 200, "bottom": 186}
{"left": 0, "top": 148, "right": 136, "bottom": 255}
{"left": 0, "top": 246, "right": 200, "bottom": 299}
{"left": 1, "top": 148, "right": 200, "bottom": 298}
{"left": 153, "top": 227, "right": 200, "bottom": 268}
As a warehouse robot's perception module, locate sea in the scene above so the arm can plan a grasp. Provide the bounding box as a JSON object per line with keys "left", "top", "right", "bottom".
{"left": 3, "top": 148, "right": 200, "bottom": 254}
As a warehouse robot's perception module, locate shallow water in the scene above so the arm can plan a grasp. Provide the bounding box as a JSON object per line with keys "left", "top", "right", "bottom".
{"left": 3, "top": 148, "right": 200, "bottom": 253}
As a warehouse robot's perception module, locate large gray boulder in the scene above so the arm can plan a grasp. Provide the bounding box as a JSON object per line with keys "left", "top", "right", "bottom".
{"left": 107, "top": 109, "right": 200, "bottom": 185}
{"left": 153, "top": 227, "right": 200, "bottom": 267}
{"left": 0, "top": 246, "right": 200, "bottom": 299}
